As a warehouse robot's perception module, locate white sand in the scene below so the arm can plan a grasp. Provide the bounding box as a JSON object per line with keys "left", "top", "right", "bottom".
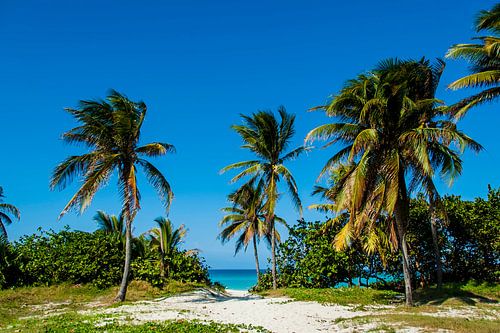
{"left": 80, "top": 289, "right": 499, "bottom": 332}
{"left": 87, "top": 288, "right": 377, "bottom": 332}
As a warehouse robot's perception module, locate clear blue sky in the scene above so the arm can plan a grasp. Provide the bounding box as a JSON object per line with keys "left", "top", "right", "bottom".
{"left": 1, "top": 0, "right": 498, "bottom": 268}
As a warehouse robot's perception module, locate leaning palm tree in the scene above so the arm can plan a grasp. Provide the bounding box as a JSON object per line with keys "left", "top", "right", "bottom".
{"left": 446, "top": 4, "right": 500, "bottom": 118}
{"left": 306, "top": 59, "right": 482, "bottom": 305}
{"left": 221, "top": 106, "right": 306, "bottom": 289}
{"left": 219, "top": 180, "right": 285, "bottom": 282}
{"left": 0, "top": 187, "right": 20, "bottom": 239}
{"left": 50, "top": 90, "right": 174, "bottom": 301}
{"left": 147, "top": 217, "right": 192, "bottom": 278}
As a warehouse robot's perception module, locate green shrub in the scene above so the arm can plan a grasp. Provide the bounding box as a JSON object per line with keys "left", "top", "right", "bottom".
{"left": 1, "top": 227, "right": 210, "bottom": 290}
{"left": 131, "top": 257, "right": 165, "bottom": 288}
{"left": 256, "top": 187, "right": 500, "bottom": 291}
{"left": 254, "top": 219, "right": 393, "bottom": 291}
{"left": 11, "top": 228, "right": 124, "bottom": 288}
{"left": 170, "top": 251, "right": 209, "bottom": 283}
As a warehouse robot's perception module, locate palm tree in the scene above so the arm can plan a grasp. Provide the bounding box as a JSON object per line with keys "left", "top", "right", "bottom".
{"left": 219, "top": 180, "right": 285, "bottom": 282}
{"left": 94, "top": 210, "right": 125, "bottom": 235}
{"left": 50, "top": 90, "right": 174, "bottom": 301}
{"left": 306, "top": 59, "right": 482, "bottom": 305}
{"left": 147, "top": 217, "right": 193, "bottom": 278}
{"left": 94, "top": 210, "right": 150, "bottom": 259}
{"left": 446, "top": 4, "right": 500, "bottom": 118}
{"left": 0, "top": 187, "right": 20, "bottom": 239}
{"left": 221, "top": 106, "right": 306, "bottom": 289}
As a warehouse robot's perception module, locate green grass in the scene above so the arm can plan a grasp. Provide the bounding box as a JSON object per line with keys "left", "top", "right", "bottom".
{"left": 0, "top": 280, "right": 203, "bottom": 328}
{"left": 259, "top": 287, "right": 402, "bottom": 306}
{"left": 343, "top": 314, "right": 500, "bottom": 333}
{"left": 258, "top": 282, "right": 499, "bottom": 307}
{"left": 413, "top": 281, "right": 499, "bottom": 306}
{"left": 2, "top": 312, "right": 270, "bottom": 333}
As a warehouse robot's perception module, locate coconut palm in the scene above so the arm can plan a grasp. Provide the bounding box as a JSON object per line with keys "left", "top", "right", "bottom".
{"left": 94, "top": 210, "right": 125, "bottom": 236}
{"left": 306, "top": 59, "right": 482, "bottom": 305}
{"left": 147, "top": 217, "right": 193, "bottom": 278}
{"left": 219, "top": 180, "right": 285, "bottom": 281}
{"left": 0, "top": 187, "right": 20, "bottom": 239}
{"left": 221, "top": 106, "right": 306, "bottom": 289}
{"left": 446, "top": 4, "right": 500, "bottom": 118}
{"left": 50, "top": 90, "right": 174, "bottom": 301}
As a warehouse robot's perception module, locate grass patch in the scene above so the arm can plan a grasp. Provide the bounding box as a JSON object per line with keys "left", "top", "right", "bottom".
{"left": 0, "top": 280, "right": 203, "bottom": 328}
{"left": 371, "top": 313, "right": 499, "bottom": 333}
{"left": 2, "top": 312, "right": 270, "bottom": 333}
{"left": 259, "top": 287, "right": 402, "bottom": 306}
{"left": 258, "top": 282, "right": 499, "bottom": 308}
{"left": 119, "top": 280, "right": 205, "bottom": 302}
{"left": 413, "top": 281, "right": 499, "bottom": 306}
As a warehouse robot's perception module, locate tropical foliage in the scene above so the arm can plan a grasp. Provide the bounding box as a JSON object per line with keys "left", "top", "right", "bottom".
{"left": 146, "top": 217, "right": 195, "bottom": 278}
{"left": 446, "top": 3, "right": 500, "bottom": 118}
{"left": 221, "top": 107, "right": 306, "bottom": 289}
{"left": 50, "top": 90, "right": 175, "bottom": 301}
{"left": 219, "top": 180, "right": 285, "bottom": 281}
{"left": 0, "top": 225, "right": 209, "bottom": 290}
{"left": 3, "top": 228, "right": 124, "bottom": 289}
{"left": 255, "top": 187, "right": 499, "bottom": 291}
{"left": 94, "top": 210, "right": 125, "bottom": 236}
{"left": 0, "top": 187, "right": 20, "bottom": 239}
{"left": 305, "top": 58, "right": 482, "bottom": 305}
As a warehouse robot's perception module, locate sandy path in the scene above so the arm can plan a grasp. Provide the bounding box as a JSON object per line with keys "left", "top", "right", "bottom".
{"left": 90, "top": 289, "right": 374, "bottom": 332}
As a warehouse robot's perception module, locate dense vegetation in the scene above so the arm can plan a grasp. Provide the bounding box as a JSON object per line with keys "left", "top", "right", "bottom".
{"left": 0, "top": 226, "right": 209, "bottom": 290}
{"left": 255, "top": 187, "right": 499, "bottom": 291}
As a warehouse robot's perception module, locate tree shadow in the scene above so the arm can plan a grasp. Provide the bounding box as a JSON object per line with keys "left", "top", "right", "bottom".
{"left": 178, "top": 288, "right": 262, "bottom": 304}
{"left": 414, "top": 285, "right": 498, "bottom": 306}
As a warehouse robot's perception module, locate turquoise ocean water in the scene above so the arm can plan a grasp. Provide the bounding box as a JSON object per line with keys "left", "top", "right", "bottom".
{"left": 209, "top": 269, "right": 387, "bottom": 291}
{"left": 209, "top": 269, "right": 260, "bottom": 290}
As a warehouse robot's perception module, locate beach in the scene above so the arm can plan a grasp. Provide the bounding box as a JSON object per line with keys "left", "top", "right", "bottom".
{"left": 80, "top": 288, "right": 499, "bottom": 333}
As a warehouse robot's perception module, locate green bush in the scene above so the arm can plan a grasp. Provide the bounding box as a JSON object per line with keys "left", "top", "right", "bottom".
{"left": 131, "top": 250, "right": 209, "bottom": 287}
{"left": 0, "top": 227, "right": 210, "bottom": 290}
{"left": 0, "top": 236, "right": 18, "bottom": 289}
{"left": 130, "top": 257, "right": 165, "bottom": 288}
{"left": 256, "top": 187, "right": 499, "bottom": 291}
{"left": 442, "top": 186, "right": 500, "bottom": 282}
{"left": 11, "top": 228, "right": 124, "bottom": 288}
{"left": 406, "top": 187, "right": 500, "bottom": 285}
{"left": 170, "top": 250, "right": 209, "bottom": 283}
{"left": 254, "top": 219, "right": 394, "bottom": 291}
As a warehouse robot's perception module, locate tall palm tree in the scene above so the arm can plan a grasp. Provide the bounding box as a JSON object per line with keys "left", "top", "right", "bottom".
{"left": 50, "top": 90, "right": 174, "bottom": 301}
{"left": 147, "top": 217, "right": 192, "bottom": 278}
{"left": 221, "top": 106, "right": 306, "bottom": 289}
{"left": 219, "top": 180, "right": 285, "bottom": 282}
{"left": 0, "top": 187, "right": 20, "bottom": 239}
{"left": 446, "top": 4, "right": 500, "bottom": 118}
{"left": 306, "top": 59, "right": 482, "bottom": 305}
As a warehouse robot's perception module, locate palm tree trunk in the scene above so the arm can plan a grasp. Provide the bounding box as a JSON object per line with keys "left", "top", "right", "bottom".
{"left": 394, "top": 171, "right": 413, "bottom": 306}
{"left": 253, "top": 234, "right": 261, "bottom": 283}
{"left": 165, "top": 260, "right": 170, "bottom": 279}
{"left": 116, "top": 217, "right": 133, "bottom": 302}
{"left": 116, "top": 176, "right": 135, "bottom": 302}
{"left": 395, "top": 202, "right": 413, "bottom": 306}
{"left": 430, "top": 204, "right": 443, "bottom": 289}
{"left": 159, "top": 256, "right": 165, "bottom": 278}
{"left": 270, "top": 217, "right": 277, "bottom": 290}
